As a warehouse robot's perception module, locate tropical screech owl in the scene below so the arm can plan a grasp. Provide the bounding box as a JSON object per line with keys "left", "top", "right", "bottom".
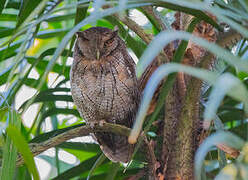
{"left": 70, "top": 27, "right": 140, "bottom": 163}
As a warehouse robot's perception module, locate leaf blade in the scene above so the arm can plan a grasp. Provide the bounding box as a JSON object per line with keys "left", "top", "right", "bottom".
{"left": 6, "top": 125, "right": 40, "bottom": 180}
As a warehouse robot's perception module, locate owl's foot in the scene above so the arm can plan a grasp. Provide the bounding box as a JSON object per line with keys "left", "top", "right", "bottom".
{"left": 88, "top": 121, "right": 97, "bottom": 128}
{"left": 88, "top": 120, "right": 106, "bottom": 128}
{"left": 99, "top": 120, "right": 106, "bottom": 127}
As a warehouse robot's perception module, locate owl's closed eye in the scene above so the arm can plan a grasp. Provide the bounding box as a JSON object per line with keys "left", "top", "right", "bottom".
{"left": 76, "top": 27, "right": 119, "bottom": 60}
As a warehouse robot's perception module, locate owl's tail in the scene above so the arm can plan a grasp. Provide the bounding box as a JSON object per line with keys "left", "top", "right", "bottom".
{"left": 94, "top": 132, "right": 134, "bottom": 163}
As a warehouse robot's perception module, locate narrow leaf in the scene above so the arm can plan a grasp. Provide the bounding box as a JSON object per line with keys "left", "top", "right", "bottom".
{"left": 0, "top": 109, "right": 20, "bottom": 180}
{"left": 0, "top": 0, "right": 6, "bottom": 15}
{"left": 136, "top": 31, "right": 248, "bottom": 77}
{"left": 194, "top": 131, "right": 244, "bottom": 180}
{"left": 6, "top": 125, "right": 40, "bottom": 180}
{"left": 204, "top": 73, "right": 248, "bottom": 129}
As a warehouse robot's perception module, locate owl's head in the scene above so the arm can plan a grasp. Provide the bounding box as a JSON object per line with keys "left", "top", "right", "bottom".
{"left": 75, "top": 27, "right": 119, "bottom": 60}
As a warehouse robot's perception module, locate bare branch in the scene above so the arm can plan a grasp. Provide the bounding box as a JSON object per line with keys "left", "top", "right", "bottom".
{"left": 126, "top": 169, "right": 146, "bottom": 180}
{"left": 17, "top": 122, "right": 131, "bottom": 166}
{"left": 102, "top": 5, "right": 169, "bottom": 63}
{"left": 141, "top": 6, "right": 167, "bottom": 31}
{"left": 144, "top": 137, "right": 158, "bottom": 179}
{"left": 113, "top": 13, "right": 153, "bottom": 44}
{"left": 102, "top": 4, "right": 152, "bottom": 44}
{"left": 112, "top": 13, "right": 169, "bottom": 63}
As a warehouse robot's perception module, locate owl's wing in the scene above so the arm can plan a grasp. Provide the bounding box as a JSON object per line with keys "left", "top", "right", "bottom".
{"left": 118, "top": 49, "right": 140, "bottom": 127}
{"left": 122, "top": 49, "right": 137, "bottom": 79}
{"left": 93, "top": 44, "right": 139, "bottom": 163}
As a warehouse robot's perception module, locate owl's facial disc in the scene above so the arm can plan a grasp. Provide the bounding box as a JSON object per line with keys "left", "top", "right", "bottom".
{"left": 91, "top": 31, "right": 118, "bottom": 59}
{"left": 76, "top": 27, "right": 119, "bottom": 60}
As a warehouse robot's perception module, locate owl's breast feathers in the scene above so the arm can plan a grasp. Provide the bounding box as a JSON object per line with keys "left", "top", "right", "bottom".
{"left": 71, "top": 49, "right": 139, "bottom": 120}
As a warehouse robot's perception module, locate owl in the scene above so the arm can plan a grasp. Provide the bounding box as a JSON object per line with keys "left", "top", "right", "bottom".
{"left": 70, "top": 27, "right": 140, "bottom": 163}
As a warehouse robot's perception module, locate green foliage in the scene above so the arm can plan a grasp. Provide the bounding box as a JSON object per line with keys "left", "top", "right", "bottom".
{"left": 6, "top": 125, "right": 39, "bottom": 180}
{"left": 0, "top": 0, "right": 247, "bottom": 179}
{"left": 0, "top": 109, "right": 21, "bottom": 180}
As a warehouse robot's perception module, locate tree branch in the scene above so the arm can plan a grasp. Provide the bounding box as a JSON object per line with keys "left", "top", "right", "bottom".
{"left": 112, "top": 13, "right": 169, "bottom": 63}
{"left": 144, "top": 137, "right": 158, "bottom": 180}
{"left": 112, "top": 13, "right": 153, "bottom": 44}
{"left": 141, "top": 5, "right": 167, "bottom": 31}
{"left": 102, "top": 5, "right": 169, "bottom": 63}
{"left": 17, "top": 122, "right": 131, "bottom": 166}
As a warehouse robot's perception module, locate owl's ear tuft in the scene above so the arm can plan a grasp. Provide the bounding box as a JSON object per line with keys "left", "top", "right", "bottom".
{"left": 76, "top": 31, "right": 83, "bottom": 37}
{"left": 112, "top": 27, "right": 118, "bottom": 37}
{"left": 76, "top": 31, "right": 89, "bottom": 40}
{"left": 113, "top": 26, "right": 119, "bottom": 32}
{"left": 76, "top": 31, "right": 84, "bottom": 37}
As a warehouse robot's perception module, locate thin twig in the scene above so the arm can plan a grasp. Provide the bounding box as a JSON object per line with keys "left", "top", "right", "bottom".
{"left": 126, "top": 169, "right": 146, "bottom": 180}
{"left": 144, "top": 137, "right": 158, "bottom": 180}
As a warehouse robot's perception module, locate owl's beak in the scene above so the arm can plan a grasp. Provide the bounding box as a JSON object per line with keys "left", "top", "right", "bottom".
{"left": 96, "top": 50, "right": 100, "bottom": 60}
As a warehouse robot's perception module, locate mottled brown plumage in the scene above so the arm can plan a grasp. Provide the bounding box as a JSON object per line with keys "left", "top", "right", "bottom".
{"left": 70, "top": 27, "right": 140, "bottom": 163}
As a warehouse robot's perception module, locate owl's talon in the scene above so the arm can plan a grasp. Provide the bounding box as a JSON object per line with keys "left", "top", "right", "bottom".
{"left": 89, "top": 122, "right": 96, "bottom": 128}
{"left": 99, "top": 120, "right": 106, "bottom": 127}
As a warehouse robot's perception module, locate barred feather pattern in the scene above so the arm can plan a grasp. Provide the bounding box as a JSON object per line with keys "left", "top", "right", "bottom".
{"left": 70, "top": 27, "right": 140, "bottom": 163}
